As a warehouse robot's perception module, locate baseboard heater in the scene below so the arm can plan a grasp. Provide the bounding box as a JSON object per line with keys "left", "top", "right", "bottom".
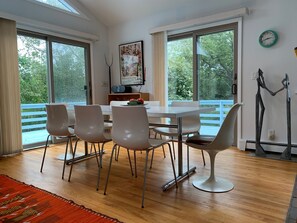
{"left": 245, "top": 140, "right": 297, "bottom": 155}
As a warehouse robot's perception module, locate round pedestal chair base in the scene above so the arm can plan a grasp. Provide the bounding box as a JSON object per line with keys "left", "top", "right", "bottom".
{"left": 192, "top": 176, "right": 234, "bottom": 193}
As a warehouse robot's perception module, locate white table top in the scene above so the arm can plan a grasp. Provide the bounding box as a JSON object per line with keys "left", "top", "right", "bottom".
{"left": 100, "top": 105, "right": 213, "bottom": 118}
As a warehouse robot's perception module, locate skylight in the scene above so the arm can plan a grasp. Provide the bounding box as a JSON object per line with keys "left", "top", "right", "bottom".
{"left": 33, "top": 0, "right": 80, "bottom": 15}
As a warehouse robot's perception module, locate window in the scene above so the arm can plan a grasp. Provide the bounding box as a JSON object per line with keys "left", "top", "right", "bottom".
{"left": 28, "top": 0, "right": 80, "bottom": 15}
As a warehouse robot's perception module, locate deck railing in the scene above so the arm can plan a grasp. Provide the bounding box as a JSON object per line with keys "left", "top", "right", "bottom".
{"left": 199, "top": 100, "right": 233, "bottom": 127}
{"left": 21, "top": 100, "right": 233, "bottom": 133}
{"left": 21, "top": 103, "right": 47, "bottom": 132}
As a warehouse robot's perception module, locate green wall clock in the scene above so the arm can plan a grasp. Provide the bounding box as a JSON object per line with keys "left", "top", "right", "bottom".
{"left": 259, "top": 30, "right": 278, "bottom": 48}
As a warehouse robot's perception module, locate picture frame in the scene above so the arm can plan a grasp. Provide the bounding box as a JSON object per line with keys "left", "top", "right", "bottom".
{"left": 119, "top": 40, "right": 144, "bottom": 86}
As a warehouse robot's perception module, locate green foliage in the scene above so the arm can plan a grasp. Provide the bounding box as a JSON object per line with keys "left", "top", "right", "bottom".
{"left": 52, "top": 43, "right": 86, "bottom": 103}
{"left": 18, "top": 35, "right": 87, "bottom": 104}
{"left": 168, "top": 30, "right": 234, "bottom": 101}
{"left": 18, "top": 36, "right": 48, "bottom": 104}
{"left": 168, "top": 38, "right": 193, "bottom": 100}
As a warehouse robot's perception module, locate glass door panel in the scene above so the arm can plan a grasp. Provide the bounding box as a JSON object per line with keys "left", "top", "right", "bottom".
{"left": 18, "top": 32, "right": 91, "bottom": 149}
{"left": 195, "top": 24, "right": 237, "bottom": 136}
{"left": 51, "top": 42, "right": 88, "bottom": 105}
{"left": 167, "top": 37, "right": 193, "bottom": 102}
{"left": 18, "top": 35, "right": 49, "bottom": 147}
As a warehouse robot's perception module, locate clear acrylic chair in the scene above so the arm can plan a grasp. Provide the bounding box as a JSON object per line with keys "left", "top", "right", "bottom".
{"left": 185, "top": 103, "right": 242, "bottom": 192}
{"left": 104, "top": 106, "right": 178, "bottom": 208}
{"left": 67, "top": 105, "right": 112, "bottom": 190}
{"left": 40, "top": 104, "right": 75, "bottom": 179}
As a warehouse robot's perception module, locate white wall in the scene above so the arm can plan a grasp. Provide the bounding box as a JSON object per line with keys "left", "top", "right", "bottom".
{"left": 0, "top": 0, "right": 110, "bottom": 105}
{"left": 242, "top": 0, "right": 297, "bottom": 152}
{"left": 108, "top": 0, "right": 297, "bottom": 152}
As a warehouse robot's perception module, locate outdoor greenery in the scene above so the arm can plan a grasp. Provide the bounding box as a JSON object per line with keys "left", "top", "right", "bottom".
{"left": 18, "top": 35, "right": 87, "bottom": 104}
{"left": 168, "top": 30, "right": 234, "bottom": 101}
{"left": 18, "top": 35, "right": 48, "bottom": 104}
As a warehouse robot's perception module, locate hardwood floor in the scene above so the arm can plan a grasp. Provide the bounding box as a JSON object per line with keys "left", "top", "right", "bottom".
{"left": 0, "top": 141, "right": 296, "bottom": 223}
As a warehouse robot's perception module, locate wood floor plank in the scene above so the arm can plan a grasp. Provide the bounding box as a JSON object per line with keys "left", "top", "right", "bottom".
{"left": 0, "top": 141, "right": 296, "bottom": 223}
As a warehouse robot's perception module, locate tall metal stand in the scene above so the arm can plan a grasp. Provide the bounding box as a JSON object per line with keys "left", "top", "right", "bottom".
{"left": 280, "top": 74, "right": 292, "bottom": 159}
{"left": 105, "top": 55, "right": 113, "bottom": 94}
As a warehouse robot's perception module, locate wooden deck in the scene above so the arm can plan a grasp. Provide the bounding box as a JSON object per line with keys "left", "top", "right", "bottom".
{"left": 1, "top": 142, "right": 296, "bottom": 222}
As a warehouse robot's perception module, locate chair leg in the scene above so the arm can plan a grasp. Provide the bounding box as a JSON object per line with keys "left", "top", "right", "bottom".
{"left": 162, "top": 145, "right": 166, "bottom": 158}
{"left": 89, "top": 143, "right": 93, "bottom": 154}
{"left": 62, "top": 137, "right": 70, "bottom": 179}
{"left": 187, "top": 145, "right": 190, "bottom": 176}
{"left": 171, "top": 137, "right": 176, "bottom": 160}
{"left": 100, "top": 143, "right": 105, "bottom": 168}
{"left": 114, "top": 145, "right": 117, "bottom": 161}
{"left": 40, "top": 134, "right": 51, "bottom": 173}
{"left": 167, "top": 143, "right": 178, "bottom": 188}
{"left": 141, "top": 150, "right": 149, "bottom": 208}
{"left": 96, "top": 142, "right": 105, "bottom": 191}
{"left": 68, "top": 138, "right": 79, "bottom": 182}
{"left": 150, "top": 134, "right": 167, "bottom": 169}
{"left": 201, "top": 150, "right": 206, "bottom": 166}
{"left": 115, "top": 145, "right": 121, "bottom": 161}
{"left": 127, "top": 149, "right": 134, "bottom": 176}
{"left": 149, "top": 149, "right": 155, "bottom": 169}
{"left": 103, "top": 144, "right": 117, "bottom": 195}
{"left": 134, "top": 150, "right": 137, "bottom": 178}
{"left": 156, "top": 133, "right": 166, "bottom": 158}
{"left": 93, "top": 143, "right": 100, "bottom": 167}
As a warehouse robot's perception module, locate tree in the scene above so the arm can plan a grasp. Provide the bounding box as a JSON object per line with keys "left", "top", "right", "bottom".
{"left": 52, "top": 43, "right": 86, "bottom": 103}
{"left": 18, "top": 35, "right": 48, "bottom": 104}
{"left": 168, "top": 38, "right": 193, "bottom": 100}
{"left": 168, "top": 30, "right": 234, "bottom": 101}
{"left": 18, "top": 35, "right": 87, "bottom": 104}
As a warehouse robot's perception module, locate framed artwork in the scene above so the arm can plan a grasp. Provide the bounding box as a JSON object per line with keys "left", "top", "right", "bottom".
{"left": 119, "top": 40, "right": 144, "bottom": 86}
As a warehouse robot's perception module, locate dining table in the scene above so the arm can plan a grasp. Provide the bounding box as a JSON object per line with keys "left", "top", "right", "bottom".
{"left": 100, "top": 104, "right": 214, "bottom": 191}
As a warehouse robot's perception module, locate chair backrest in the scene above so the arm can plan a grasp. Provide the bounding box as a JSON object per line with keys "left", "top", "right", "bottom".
{"left": 111, "top": 106, "right": 151, "bottom": 150}
{"left": 74, "top": 105, "right": 106, "bottom": 142}
{"left": 171, "top": 101, "right": 201, "bottom": 133}
{"left": 146, "top": 101, "right": 160, "bottom": 106}
{"left": 210, "top": 103, "right": 242, "bottom": 149}
{"left": 109, "top": 101, "right": 129, "bottom": 121}
{"left": 110, "top": 100, "right": 129, "bottom": 107}
{"left": 46, "top": 104, "right": 71, "bottom": 137}
{"left": 146, "top": 101, "right": 160, "bottom": 124}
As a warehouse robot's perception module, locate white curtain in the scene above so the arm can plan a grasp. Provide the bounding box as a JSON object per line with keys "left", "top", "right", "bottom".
{"left": 152, "top": 31, "right": 167, "bottom": 106}
{"left": 0, "top": 17, "right": 23, "bottom": 156}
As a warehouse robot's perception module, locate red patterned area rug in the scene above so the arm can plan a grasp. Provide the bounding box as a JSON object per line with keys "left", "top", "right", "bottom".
{"left": 0, "top": 175, "right": 122, "bottom": 223}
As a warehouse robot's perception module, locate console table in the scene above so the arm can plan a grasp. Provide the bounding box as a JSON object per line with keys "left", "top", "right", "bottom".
{"left": 108, "top": 93, "right": 149, "bottom": 103}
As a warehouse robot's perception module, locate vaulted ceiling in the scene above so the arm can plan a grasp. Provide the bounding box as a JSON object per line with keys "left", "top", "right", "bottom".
{"left": 76, "top": 0, "right": 254, "bottom": 27}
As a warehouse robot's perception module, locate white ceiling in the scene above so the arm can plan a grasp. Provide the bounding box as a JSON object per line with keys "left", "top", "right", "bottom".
{"left": 76, "top": 0, "right": 253, "bottom": 27}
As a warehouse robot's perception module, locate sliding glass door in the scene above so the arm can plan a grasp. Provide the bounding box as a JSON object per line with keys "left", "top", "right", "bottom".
{"left": 18, "top": 31, "right": 91, "bottom": 148}
{"left": 194, "top": 23, "right": 237, "bottom": 136}
{"left": 167, "top": 23, "right": 238, "bottom": 136}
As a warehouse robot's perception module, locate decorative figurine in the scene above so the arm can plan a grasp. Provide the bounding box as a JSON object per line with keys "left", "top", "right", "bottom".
{"left": 255, "top": 69, "right": 285, "bottom": 156}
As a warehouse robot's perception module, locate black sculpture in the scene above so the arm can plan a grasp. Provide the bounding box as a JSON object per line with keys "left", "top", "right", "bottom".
{"left": 255, "top": 69, "right": 292, "bottom": 159}
{"left": 280, "top": 74, "right": 291, "bottom": 159}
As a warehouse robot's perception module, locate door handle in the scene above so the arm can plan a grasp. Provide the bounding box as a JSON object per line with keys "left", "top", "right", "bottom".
{"left": 232, "top": 84, "right": 237, "bottom": 95}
